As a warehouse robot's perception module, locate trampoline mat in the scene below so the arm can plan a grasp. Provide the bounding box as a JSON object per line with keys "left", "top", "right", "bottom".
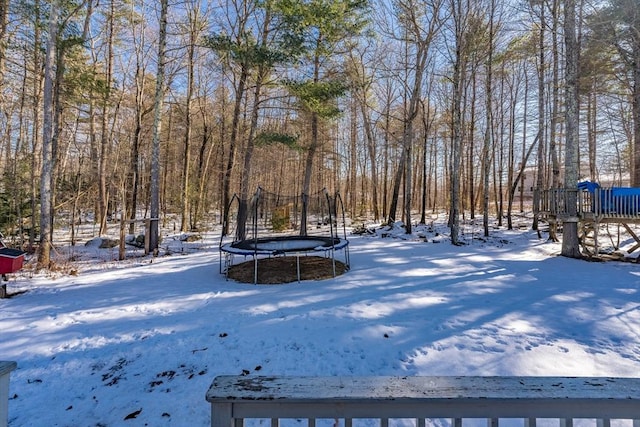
{"left": 231, "top": 236, "right": 340, "bottom": 253}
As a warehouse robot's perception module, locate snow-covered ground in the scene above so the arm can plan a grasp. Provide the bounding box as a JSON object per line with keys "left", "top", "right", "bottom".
{"left": 1, "top": 218, "right": 640, "bottom": 426}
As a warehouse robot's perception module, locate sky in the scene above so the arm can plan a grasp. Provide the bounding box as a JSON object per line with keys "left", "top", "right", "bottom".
{"left": 1, "top": 218, "right": 640, "bottom": 426}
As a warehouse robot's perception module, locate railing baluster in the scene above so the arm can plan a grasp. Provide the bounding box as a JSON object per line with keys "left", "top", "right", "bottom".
{"left": 270, "top": 418, "right": 278, "bottom": 427}
{"left": 560, "top": 419, "right": 573, "bottom": 427}
{"left": 524, "top": 418, "right": 536, "bottom": 427}
{"left": 309, "top": 418, "right": 316, "bottom": 427}
{"left": 596, "top": 418, "right": 610, "bottom": 427}
{"left": 487, "top": 418, "right": 499, "bottom": 427}
{"left": 379, "top": 418, "right": 388, "bottom": 427}
{"left": 417, "top": 417, "right": 426, "bottom": 427}
{"left": 452, "top": 418, "right": 462, "bottom": 427}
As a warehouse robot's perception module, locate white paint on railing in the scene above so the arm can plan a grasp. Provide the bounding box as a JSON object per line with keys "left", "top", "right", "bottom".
{"left": 206, "top": 376, "right": 640, "bottom": 427}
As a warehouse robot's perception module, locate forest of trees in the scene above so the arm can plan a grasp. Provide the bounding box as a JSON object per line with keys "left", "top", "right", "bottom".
{"left": 0, "top": 0, "right": 638, "bottom": 267}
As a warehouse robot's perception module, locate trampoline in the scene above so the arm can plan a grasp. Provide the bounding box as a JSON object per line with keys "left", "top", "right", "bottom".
{"left": 219, "top": 188, "right": 350, "bottom": 284}
{"left": 228, "top": 236, "right": 346, "bottom": 253}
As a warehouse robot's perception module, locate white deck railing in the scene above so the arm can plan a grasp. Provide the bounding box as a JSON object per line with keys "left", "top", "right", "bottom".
{"left": 0, "top": 361, "right": 16, "bottom": 427}
{"left": 206, "top": 376, "right": 640, "bottom": 427}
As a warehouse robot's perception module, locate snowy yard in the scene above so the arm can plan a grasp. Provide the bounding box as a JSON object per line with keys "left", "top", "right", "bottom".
{"left": 1, "top": 220, "right": 640, "bottom": 426}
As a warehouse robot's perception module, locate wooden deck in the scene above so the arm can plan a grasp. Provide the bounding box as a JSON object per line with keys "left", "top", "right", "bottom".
{"left": 535, "top": 187, "right": 640, "bottom": 255}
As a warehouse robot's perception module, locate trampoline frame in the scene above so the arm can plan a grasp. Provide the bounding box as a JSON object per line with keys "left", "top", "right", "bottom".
{"left": 219, "top": 188, "right": 350, "bottom": 284}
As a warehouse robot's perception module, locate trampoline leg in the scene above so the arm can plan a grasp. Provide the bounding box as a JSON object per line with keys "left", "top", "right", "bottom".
{"left": 331, "top": 249, "right": 336, "bottom": 277}
{"left": 296, "top": 255, "right": 301, "bottom": 283}
{"left": 253, "top": 256, "right": 258, "bottom": 285}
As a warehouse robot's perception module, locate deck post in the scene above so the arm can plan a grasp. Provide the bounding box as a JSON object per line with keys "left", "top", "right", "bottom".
{"left": 0, "top": 362, "right": 17, "bottom": 427}
{"left": 211, "top": 402, "right": 233, "bottom": 427}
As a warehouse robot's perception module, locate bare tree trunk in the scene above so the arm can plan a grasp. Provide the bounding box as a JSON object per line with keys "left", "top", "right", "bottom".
{"left": 587, "top": 86, "right": 597, "bottom": 181}
{"left": 496, "top": 79, "right": 505, "bottom": 228}
{"left": 98, "top": 0, "right": 114, "bottom": 235}
{"left": 468, "top": 72, "right": 477, "bottom": 220}
{"left": 349, "top": 98, "right": 357, "bottom": 216}
{"left": 393, "top": 0, "right": 441, "bottom": 233}
{"left": 49, "top": 46, "right": 66, "bottom": 241}
{"left": 11, "top": 59, "right": 29, "bottom": 248}
{"left": 161, "top": 108, "right": 173, "bottom": 222}
{"left": 0, "top": 0, "right": 8, "bottom": 140}
{"left": 549, "top": 0, "right": 561, "bottom": 189}
{"left": 403, "top": 129, "right": 413, "bottom": 233}
{"left": 193, "top": 118, "right": 212, "bottom": 229}
{"left": 561, "top": 0, "right": 582, "bottom": 258}
{"left": 39, "top": 0, "right": 58, "bottom": 267}
{"left": 180, "top": 5, "right": 198, "bottom": 232}
{"left": 29, "top": 0, "right": 43, "bottom": 252}
{"left": 301, "top": 121, "right": 318, "bottom": 216}
{"left": 483, "top": 0, "right": 495, "bottom": 237}
{"left": 520, "top": 71, "right": 529, "bottom": 213}
{"left": 89, "top": 88, "right": 99, "bottom": 232}
{"left": 361, "top": 100, "right": 379, "bottom": 220}
{"left": 533, "top": 0, "right": 546, "bottom": 235}
{"left": 421, "top": 107, "right": 428, "bottom": 225}
{"left": 222, "top": 65, "right": 247, "bottom": 236}
{"left": 128, "top": 77, "right": 145, "bottom": 234}
{"left": 149, "top": 0, "right": 169, "bottom": 254}
{"left": 382, "top": 89, "right": 391, "bottom": 220}
{"left": 387, "top": 150, "right": 405, "bottom": 225}
{"left": 126, "top": 9, "right": 151, "bottom": 234}
{"left": 506, "top": 72, "right": 518, "bottom": 230}
{"left": 420, "top": 97, "right": 435, "bottom": 224}
{"left": 511, "top": 131, "right": 540, "bottom": 217}
{"left": 449, "top": 0, "right": 466, "bottom": 245}
{"left": 238, "top": 42, "right": 270, "bottom": 241}
{"left": 346, "top": 48, "right": 380, "bottom": 219}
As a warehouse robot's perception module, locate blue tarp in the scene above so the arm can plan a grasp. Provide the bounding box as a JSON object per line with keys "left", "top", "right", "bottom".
{"left": 577, "top": 181, "right": 600, "bottom": 192}
{"left": 578, "top": 181, "right": 640, "bottom": 215}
